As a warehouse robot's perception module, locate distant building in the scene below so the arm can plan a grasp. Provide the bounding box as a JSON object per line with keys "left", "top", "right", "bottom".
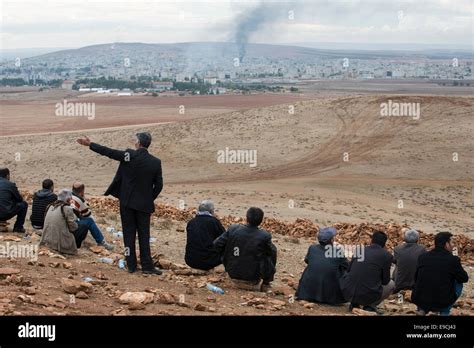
{"left": 153, "top": 81, "right": 173, "bottom": 91}
{"left": 203, "top": 77, "right": 217, "bottom": 85}
{"left": 61, "top": 80, "right": 74, "bottom": 90}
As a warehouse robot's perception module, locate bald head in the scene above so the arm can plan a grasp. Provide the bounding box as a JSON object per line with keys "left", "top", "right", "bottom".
{"left": 72, "top": 181, "right": 85, "bottom": 197}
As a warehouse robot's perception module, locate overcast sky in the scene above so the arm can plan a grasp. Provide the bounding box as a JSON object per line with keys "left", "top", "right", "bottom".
{"left": 1, "top": 0, "right": 473, "bottom": 50}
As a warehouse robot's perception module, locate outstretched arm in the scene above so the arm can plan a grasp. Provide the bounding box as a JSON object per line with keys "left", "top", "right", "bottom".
{"left": 77, "top": 136, "right": 126, "bottom": 162}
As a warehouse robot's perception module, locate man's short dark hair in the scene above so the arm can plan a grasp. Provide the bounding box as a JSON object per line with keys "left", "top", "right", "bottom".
{"left": 371, "top": 231, "right": 388, "bottom": 248}
{"left": 136, "top": 132, "right": 152, "bottom": 148}
{"left": 246, "top": 207, "right": 264, "bottom": 227}
{"left": 42, "top": 179, "right": 54, "bottom": 190}
{"left": 0, "top": 168, "right": 10, "bottom": 178}
{"left": 72, "top": 183, "right": 85, "bottom": 194}
{"left": 435, "top": 231, "right": 453, "bottom": 249}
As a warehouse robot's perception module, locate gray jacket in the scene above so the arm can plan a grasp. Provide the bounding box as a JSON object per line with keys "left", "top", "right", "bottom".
{"left": 40, "top": 203, "right": 78, "bottom": 255}
{"left": 393, "top": 242, "right": 427, "bottom": 291}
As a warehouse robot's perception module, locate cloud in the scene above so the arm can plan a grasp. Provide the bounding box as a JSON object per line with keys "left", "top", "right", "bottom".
{"left": 1, "top": 0, "right": 472, "bottom": 49}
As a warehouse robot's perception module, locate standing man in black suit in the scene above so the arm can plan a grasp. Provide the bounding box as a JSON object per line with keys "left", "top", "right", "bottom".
{"left": 77, "top": 132, "right": 163, "bottom": 275}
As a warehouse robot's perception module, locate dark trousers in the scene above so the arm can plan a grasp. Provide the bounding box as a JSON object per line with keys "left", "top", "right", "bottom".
{"left": 120, "top": 204, "right": 154, "bottom": 271}
{"left": 262, "top": 250, "right": 277, "bottom": 284}
{"left": 0, "top": 201, "right": 28, "bottom": 229}
{"left": 71, "top": 224, "right": 88, "bottom": 248}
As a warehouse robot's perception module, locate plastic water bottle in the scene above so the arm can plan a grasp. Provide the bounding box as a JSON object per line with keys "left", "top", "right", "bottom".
{"left": 83, "top": 277, "right": 94, "bottom": 282}
{"left": 118, "top": 259, "right": 126, "bottom": 269}
{"left": 113, "top": 231, "right": 123, "bottom": 238}
{"left": 206, "top": 283, "right": 225, "bottom": 295}
{"left": 106, "top": 227, "right": 115, "bottom": 233}
{"left": 99, "top": 257, "right": 114, "bottom": 264}
{"left": 149, "top": 237, "right": 157, "bottom": 243}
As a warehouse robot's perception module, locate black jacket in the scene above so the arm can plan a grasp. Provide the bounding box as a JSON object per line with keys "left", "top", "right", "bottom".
{"left": 89, "top": 142, "right": 163, "bottom": 213}
{"left": 412, "top": 247, "right": 468, "bottom": 311}
{"left": 0, "top": 177, "right": 25, "bottom": 218}
{"left": 340, "top": 244, "right": 393, "bottom": 305}
{"left": 214, "top": 224, "right": 277, "bottom": 282}
{"left": 392, "top": 242, "right": 427, "bottom": 291}
{"left": 30, "top": 189, "right": 57, "bottom": 228}
{"left": 185, "top": 214, "right": 225, "bottom": 270}
{"left": 296, "top": 244, "right": 349, "bottom": 304}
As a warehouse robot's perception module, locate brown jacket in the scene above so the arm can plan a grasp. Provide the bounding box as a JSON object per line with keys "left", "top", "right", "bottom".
{"left": 40, "top": 203, "right": 78, "bottom": 255}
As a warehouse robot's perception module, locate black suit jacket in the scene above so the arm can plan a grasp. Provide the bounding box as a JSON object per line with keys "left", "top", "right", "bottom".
{"left": 89, "top": 142, "right": 163, "bottom": 213}
{"left": 412, "top": 247, "right": 468, "bottom": 311}
{"left": 340, "top": 244, "right": 393, "bottom": 305}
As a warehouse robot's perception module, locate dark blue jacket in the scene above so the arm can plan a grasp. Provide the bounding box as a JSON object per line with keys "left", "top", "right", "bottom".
{"left": 296, "top": 244, "right": 349, "bottom": 304}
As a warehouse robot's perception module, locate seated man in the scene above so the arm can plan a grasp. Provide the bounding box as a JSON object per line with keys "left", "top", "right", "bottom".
{"left": 214, "top": 207, "right": 277, "bottom": 291}
{"left": 185, "top": 200, "right": 225, "bottom": 271}
{"left": 340, "top": 231, "right": 394, "bottom": 314}
{"left": 71, "top": 182, "right": 113, "bottom": 250}
{"left": 40, "top": 189, "right": 88, "bottom": 255}
{"left": 296, "top": 227, "right": 349, "bottom": 305}
{"left": 392, "top": 229, "right": 427, "bottom": 292}
{"left": 0, "top": 168, "right": 28, "bottom": 233}
{"left": 30, "top": 179, "right": 58, "bottom": 230}
{"left": 412, "top": 232, "right": 469, "bottom": 316}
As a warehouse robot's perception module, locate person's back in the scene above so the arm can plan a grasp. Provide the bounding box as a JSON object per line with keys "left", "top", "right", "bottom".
{"left": 0, "top": 176, "right": 22, "bottom": 217}
{"left": 31, "top": 179, "right": 57, "bottom": 229}
{"left": 412, "top": 244, "right": 468, "bottom": 312}
{"left": 296, "top": 243, "right": 348, "bottom": 304}
{"left": 185, "top": 201, "right": 225, "bottom": 270}
{"left": 97, "top": 145, "right": 162, "bottom": 214}
{"left": 393, "top": 242, "right": 426, "bottom": 291}
{"left": 41, "top": 202, "right": 78, "bottom": 255}
{"left": 340, "top": 232, "right": 393, "bottom": 309}
{"left": 218, "top": 223, "right": 273, "bottom": 281}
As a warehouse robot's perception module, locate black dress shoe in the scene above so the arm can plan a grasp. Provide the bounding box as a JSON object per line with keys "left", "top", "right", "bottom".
{"left": 362, "top": 305, "right": 384, "bottom": 315}
{"left": 142, "top": 268, "right": 163, "bottom": 275}
{"left": 348, "top": 303, "right": 359, "bottom": 312}
{"left": 13, "top": 227, "right": 26, "bottom": 233}
{"left": 127, "top": 268, "right": 136, "bottom": 274}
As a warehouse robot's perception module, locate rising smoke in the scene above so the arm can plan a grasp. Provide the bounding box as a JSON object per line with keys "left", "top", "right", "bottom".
{"left": 233, "top": 2, "right": 291, "bottom": 63}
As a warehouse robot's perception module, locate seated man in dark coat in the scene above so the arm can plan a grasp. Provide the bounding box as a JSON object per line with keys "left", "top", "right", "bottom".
{"left": 392, "top": 229, "right": 426, "bottom": 292}
{"left": 30, "top": 179, "right": 57, "bottom": 230}
{"left": 214, "top": 207, "right": 277, "bottom": 292}
{"left": 340, "top": 231, "right": 394, "bottom": 314}
{"left": 0, "top": 168, "right": 28, "bottom": 233}
{"left": 296, "top": 227, "right": 349, "bottom": 304}
{"left": 185, "top": 200, "right": 225, "bottom": 270}
{"left": 412, "top": 231, "right": 469, "bottom": 316}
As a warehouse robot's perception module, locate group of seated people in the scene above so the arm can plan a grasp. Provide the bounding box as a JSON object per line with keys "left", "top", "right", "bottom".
{"left": 0, "top": 167, "right": 469, "bottom": 315}
{"left": 184, "top": 200, "right": 469, "bottom": 316}
{"left": 0, "top": 168, "right": 113, "bottom": 255}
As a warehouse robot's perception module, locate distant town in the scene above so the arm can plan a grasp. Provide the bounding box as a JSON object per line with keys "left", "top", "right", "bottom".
{"left": 1, "top": 42, "right": 472, "bottom": 95}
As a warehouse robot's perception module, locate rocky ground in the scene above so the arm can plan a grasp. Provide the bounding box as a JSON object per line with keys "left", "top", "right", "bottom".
{"left": 0, "top": 196, "right": 472, "bottom": 316}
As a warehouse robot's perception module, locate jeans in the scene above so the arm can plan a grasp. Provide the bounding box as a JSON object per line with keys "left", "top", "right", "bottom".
{"left": 440, "top": 282, "right": 463, "bottom": 316}
{"left": 417, "top": 281, "right": 463, "bottom": 316}
{"left": 77, "top": 216, "right": 104, "bottom": 244}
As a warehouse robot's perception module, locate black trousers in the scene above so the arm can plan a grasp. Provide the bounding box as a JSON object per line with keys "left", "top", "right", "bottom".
{"left": 71, "top": 224, "right": 88, "bottom": 248}
{"left": 261, "top": 250, "right": 277, "bottom": 284}
{"left": 0, "top": 201, "right": 28, "bottom": 229}
{"left": 120, "top": 204, "right": 154, "bottom": 271}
